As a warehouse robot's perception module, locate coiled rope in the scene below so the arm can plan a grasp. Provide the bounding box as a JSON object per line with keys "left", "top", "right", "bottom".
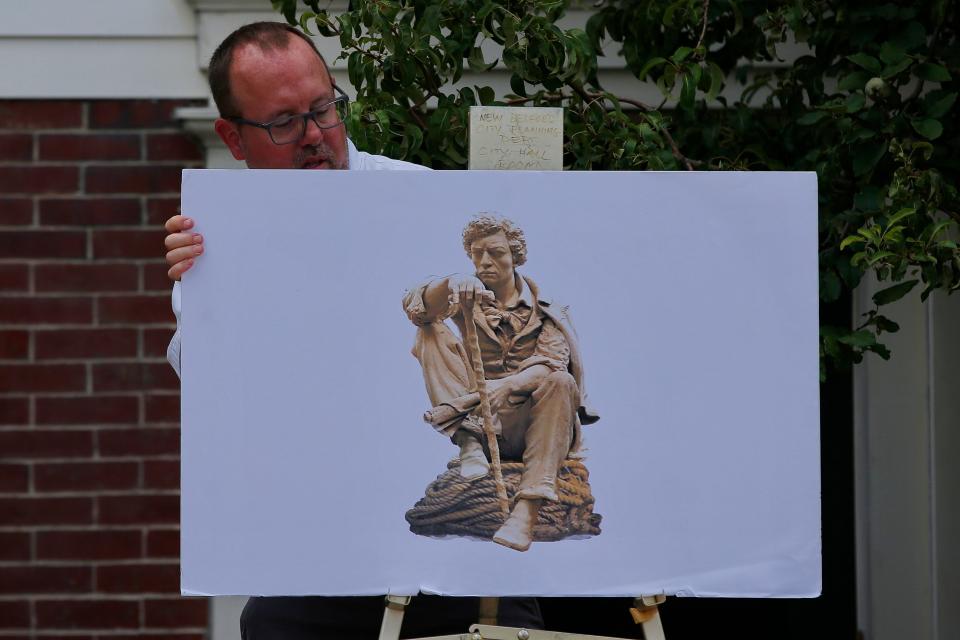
{"left": 405, "top": 459, "right": 602, "bottom": 541}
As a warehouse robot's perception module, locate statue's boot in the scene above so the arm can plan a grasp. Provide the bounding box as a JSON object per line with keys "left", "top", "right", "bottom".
{"left": 458, "top": 437, "right": 489, "bottom": 480}
{"left": 493, "top": 498, "right": 542, "bottom": 552}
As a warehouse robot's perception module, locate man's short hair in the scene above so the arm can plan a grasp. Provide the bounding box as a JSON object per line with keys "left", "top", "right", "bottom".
{"left": 462, "top": 214, "right": 528, "bottom": 266}
{"left": 208, "top": 21, "right": 329, "bottom": 118}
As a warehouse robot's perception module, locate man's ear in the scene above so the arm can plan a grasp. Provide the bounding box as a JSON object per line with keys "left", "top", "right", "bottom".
{"left": 214, "top": 118, "right": 246, "bottom": 161}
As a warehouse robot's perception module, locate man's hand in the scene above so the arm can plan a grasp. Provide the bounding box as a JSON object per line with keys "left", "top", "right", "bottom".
{"left": 164, "top": 214, "right": 203, "bottom": 281}
{"left": 447, "top": 275, "right": 494, "bottom": 306}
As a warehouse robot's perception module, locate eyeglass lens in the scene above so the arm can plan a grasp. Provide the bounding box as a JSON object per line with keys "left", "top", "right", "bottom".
{"left": 269, "top": 99, "right": 349, "bottom": 144}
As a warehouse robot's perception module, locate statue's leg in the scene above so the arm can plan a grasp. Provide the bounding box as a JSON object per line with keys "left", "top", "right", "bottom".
{"left": 493, "top": 371, "right": 578, "bottom": 551}
{"left": 411, "top": 323, "right": 488, "bottom": 479}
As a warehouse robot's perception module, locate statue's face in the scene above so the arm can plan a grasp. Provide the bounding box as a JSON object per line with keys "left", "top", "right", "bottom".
{"left": 470, "top": 231, "right": 514, "bottom": 290}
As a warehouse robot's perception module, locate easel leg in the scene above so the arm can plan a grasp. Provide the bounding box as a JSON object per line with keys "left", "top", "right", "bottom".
{"left": 630, "top": 596, "right": 666, "bottom": 640}
{"left": 379, "top": 595, "right": 412, "bottom": 640}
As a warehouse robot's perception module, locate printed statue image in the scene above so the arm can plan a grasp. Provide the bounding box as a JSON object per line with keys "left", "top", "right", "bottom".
{"left": 402, "top": 215, "right": 602, "bottom": 552}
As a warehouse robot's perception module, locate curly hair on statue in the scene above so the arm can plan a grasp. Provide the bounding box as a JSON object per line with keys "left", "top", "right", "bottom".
{"left": 461, "top": 214, "right": 527, "bottom": 266}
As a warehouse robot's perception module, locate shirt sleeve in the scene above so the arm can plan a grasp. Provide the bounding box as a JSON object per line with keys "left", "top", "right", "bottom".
{"left": 166, "top": 282, "right": 181, "bottom": 379}
{"left": 401, "top": 278, "right": 456, "bottom": 326}
{"left": 519, "top": 317, "right": 570, "bottom": 373}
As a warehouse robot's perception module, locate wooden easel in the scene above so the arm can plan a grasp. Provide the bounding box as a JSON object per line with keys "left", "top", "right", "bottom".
{"left": 377, "top": 594, "right": 667, "bottom": 640}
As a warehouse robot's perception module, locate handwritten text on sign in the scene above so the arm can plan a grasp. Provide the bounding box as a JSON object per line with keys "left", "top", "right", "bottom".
{"left": 469, "top": 106, "right": 563, "bottom": 170}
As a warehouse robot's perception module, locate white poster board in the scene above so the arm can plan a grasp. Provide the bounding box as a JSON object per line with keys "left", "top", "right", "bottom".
{"left": 179, "top": 170, "right": 821, "bottom": 598}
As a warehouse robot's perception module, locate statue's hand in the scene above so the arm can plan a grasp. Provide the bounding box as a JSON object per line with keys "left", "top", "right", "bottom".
{"left": 486, "top": 377, "right": 524, "bottom": 414}
{"left": 447, "top": 274, "right": 494, "bottom": 307}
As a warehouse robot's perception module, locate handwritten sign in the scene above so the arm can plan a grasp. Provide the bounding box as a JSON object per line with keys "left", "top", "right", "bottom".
{"left": 468, "top": 106, "right": 563, "bottom": 170}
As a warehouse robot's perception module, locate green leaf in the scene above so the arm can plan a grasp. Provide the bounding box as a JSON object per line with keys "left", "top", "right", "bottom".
{"left": 706, "top": 61, "right": 724, "bottom": 100}
{"left": 798, "top": 110, "right": 828, "bottom": 125}
{"left": 840, "top": 235, "right": 865, "bottom": 250}
{"left": 838, "top": 71, "right": 871, "bottom": 91}
{"left": 845, "top": 93, "right": 866, "bottom": 113}
{"left": 925, "top": 92, "right": 956, "bottom": 118}
{"left": 637, "top": 56, "right": 668, "bottom": 80}
{"left": 872, "top": 279, "right": 919, "bottom": 305}
{"left": 847, "top": 53, "right": 881, "bottom": 74}
{"left": 879, "top": 42, "right": 906, "bottom": 66}
{"left": 854, "top": 186, "right": 882, "bottom": 212}
{"left": 885, "top": 207, "right": 916, "bottom": 227}
{"left": 852, "top": 142, "right": 886, "bottom": 176}
{"left": 881, "top": 57, "right": 913, "bottom": 78}
{"left": 915, "top": 63, "right": 951, "bottom": 82}
{"left": 671, "top": 46, "right": 694, "bottom": 64}
{"left": 911, "top": 118, "right": 943, "bottom": 140}
{"left": 838, "top": 330, "right": 879, "bottom": 348}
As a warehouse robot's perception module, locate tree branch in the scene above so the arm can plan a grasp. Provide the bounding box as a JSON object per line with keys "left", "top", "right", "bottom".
{"left": 695, "top": 0, "right": 711, "bottom": 54}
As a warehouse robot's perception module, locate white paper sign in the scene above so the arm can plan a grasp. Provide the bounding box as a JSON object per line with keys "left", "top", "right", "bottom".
{"left": 179, "top": 170, "right": 821, "bottom": 598}
{"left": 469, "top": 106, "right": 563, "bottom": 170}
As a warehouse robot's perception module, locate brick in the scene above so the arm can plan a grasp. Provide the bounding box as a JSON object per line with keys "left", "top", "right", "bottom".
{"left": 39, "top": 198, "right": 141, "bottom": 226}
{"left": 0, "top": 397, "right": 29, "bottom": 425}
{"left": 0, "top": 363, "right": 86, "bottom": 392}
{"left": 99, "top": 428, "right": 179, "bottom": 456}
{"left": 0, "top": 134, "right": 32, "bottom": 161}
{"left": 35, "top": 461, "right": 139, "bottom": 492}
{"left": 35, "top": 599, "right": 139, "bottom": 629}
{"left": 0, "top": 429, "right": 93, "bottom": 457}
{"left": 110, "top": 635, "right": 202, "bottom": 640}
{"left": 0, "top": 166, "right": 78, "bottom": 194}
{"left": 144, "top": 328, "right": 175, "bottom": 357}
{"left": 145, "top": 394, "right": 179, "bottom": 424}
{"left": 0, "top": 363, "right": 85, "bottom": 392}
{"left": 0, "top": 329, "right": 29, "bottom": 357}
{"left": 0, "top": 101, "right": 83, "bottom": 129}
{"left": 0, "top": 566, "right": 91, "bottom": 594}
{"left": 99, "top": 494, "right": 178, "bottom": 525}
{"left": 144, "top": 460, "right": 179, "bottom": 489}
{"left": 0, "top": 532, "right": 30, "bottom": 560}
{"left": 39, "top": 133, "right": 140, "bottom": 161}
{"left": 146, "top": 197, "right": 180, "bottom": 226}
{"left": 36, "top": 396, "right": 139, "bottom": 426}
{"left": 98, "top": 295, "right": 173, "bottom": 324}
{"left": 144, "top": 262, "right": 174, "bottom": 290}
{"left": 36, "top": 263, "right": 138, "bottom": 292}
{"left": 146, "top": 529, "right": 179, "bottom": 558}
{"left": 97, "top": 563, "right": 179, "bottom": 593}
{"left": 0, "top": 265, "right": 28, "bottom": 291}
{"left": 35, "top": 328, "right": 137, "bottom": 359}
{"left": 37, "top": 529, "right": 141, "bottom": 561}
{"left": 0, "top": 230, "right": 85, "bottom": 257}
{"left": 147, "top": 133, "right": 203, "bottom": 161}
{"left": 0, "top": 297, "right": 92, "bottom": 324}
{"left": 144, "top": 598, "right": 207, "bottom": 628}
{"left": 94, "top": 362, "right": 178, "bottom": 392}
{"left": 93, "top": 229, "right": 165, "bottom": 259}
{"left": 89, "top": 99, "right": 200, "bottom": 129}
{"left": 0, "top": 463, "right": 28, "bottom": 492}
{"left": 0, "top": 600, "right": 29, "bottom": 628}
{"left": 86, "top": 166, "right": 182, "bottom": 194}
{"left": 0, "top": 197, "right": 32, "bottom": 225}
{"left": 0, "top": 496, "right": 93, "bottom": 525}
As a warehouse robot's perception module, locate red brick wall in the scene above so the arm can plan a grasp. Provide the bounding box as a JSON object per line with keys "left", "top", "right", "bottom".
{"left": 0, "top": 100, "right": 208, "bottom": 637}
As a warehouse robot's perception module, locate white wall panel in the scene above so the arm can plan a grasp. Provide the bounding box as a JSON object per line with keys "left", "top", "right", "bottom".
{"left": 0, "top": 0, "right": 195, "bottom": 37}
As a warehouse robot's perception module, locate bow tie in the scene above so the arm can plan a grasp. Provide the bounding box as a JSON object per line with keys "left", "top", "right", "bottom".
{"left": 482, "top": 304, "right": 526, "bottom": 334}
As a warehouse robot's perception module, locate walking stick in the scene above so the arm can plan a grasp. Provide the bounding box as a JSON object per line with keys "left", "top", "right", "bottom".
{"left": 462, "top": 301, "right": 510, "bottom": 517}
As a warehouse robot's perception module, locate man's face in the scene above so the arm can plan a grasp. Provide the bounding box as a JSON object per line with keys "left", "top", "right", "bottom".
{"left": 470, "top": 231, "right": 515, "bottom": 290}
{"left": 214, "top": 36, "right": 348, "bottom": 170}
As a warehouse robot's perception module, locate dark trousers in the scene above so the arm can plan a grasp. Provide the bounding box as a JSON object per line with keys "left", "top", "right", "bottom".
{"left": 240, "top": 595, "right": 543, "bottom": 639}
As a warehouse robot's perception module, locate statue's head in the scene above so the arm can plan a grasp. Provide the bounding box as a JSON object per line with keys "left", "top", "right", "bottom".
{"left": 462, "top": 214, "right": 527, "bottom": 289}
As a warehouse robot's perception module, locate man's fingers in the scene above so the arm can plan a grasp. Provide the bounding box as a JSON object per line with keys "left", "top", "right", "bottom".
{"left": 164, "top": 214, "right": 194, "bottom": 234}
{"left": 164, "top": 232, "right": 202, "bottom": 251}
{"left": 167, "top": 258, "right": 194, "bottom": 282}
{"left": 165, "top": 244, "right": 203, "bottom": 266}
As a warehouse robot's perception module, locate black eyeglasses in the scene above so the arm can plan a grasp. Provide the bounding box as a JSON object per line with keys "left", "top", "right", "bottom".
{"left": 228, "top": 85, "right": 349, "bottom": 145}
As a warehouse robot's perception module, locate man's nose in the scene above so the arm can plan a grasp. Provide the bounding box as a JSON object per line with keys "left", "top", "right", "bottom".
{"left": 300, "top": 115, "right": 324, "bottom": 145}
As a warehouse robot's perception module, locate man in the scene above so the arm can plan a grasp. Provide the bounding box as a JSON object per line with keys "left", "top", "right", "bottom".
{"left": 163, "top": 21, "right": 543, "bottom": 639}
{"left": 404, "top": 215, "right": 598, "bottom": 552}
